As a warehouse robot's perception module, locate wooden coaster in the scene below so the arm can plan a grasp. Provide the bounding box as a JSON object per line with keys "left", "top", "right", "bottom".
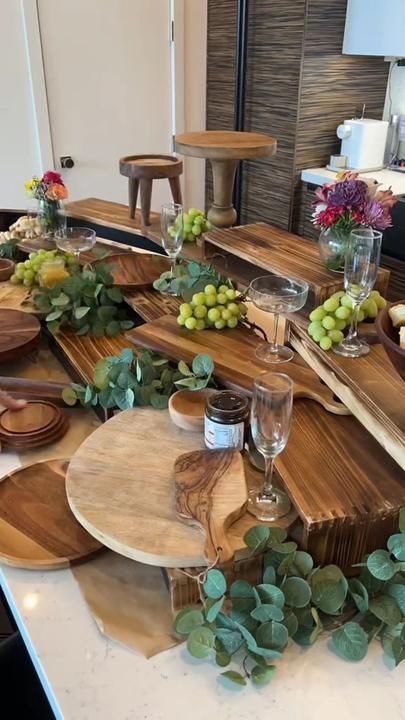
{"left": 0, "top": 309, "right": 41, "bottom": 363}
{"left": 0, "top": 458, "right": 103, "bottom": 569}
{"left": 0, "top": 402, "right": 60, "bottom": 434}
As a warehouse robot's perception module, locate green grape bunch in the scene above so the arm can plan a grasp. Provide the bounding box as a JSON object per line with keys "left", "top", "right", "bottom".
{"left": 10, "top": 249, "right": 79, "bottom": 289}
{"left": 177, "top": 284, "right": 248, "bottom": 331}
{"left": 308, "top": 289, "right": 387, "bottom": 351}
{"left": 169, "top": 208, "right": 212, "bottom": 243}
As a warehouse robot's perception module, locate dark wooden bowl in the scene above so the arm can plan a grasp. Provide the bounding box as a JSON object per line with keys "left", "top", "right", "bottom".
{"left": 0, "top": 258, "right": 15, "bottom": 281}
{"left": 376, "top": 301, "right": 405, "bottom": 380}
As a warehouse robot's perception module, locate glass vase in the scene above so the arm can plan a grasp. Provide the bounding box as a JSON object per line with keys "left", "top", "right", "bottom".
{"left": 38, "top": 199, "right": 66, "bottom": 239}
{"left": 318, "top": 227, "right": 351, "bottom": 273}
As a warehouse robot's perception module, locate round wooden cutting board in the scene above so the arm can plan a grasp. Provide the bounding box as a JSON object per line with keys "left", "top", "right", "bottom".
{"left": 0, "top": 309, "right": 41, "bottom": 363}
{"left": 0, "top": 459, "right": 103, "bottom": 569}
{"left": 66, "top": 408, "right": 296, "bottom": 568}
{"left": 99, "top": 253, "right": 170, "bottom": 290}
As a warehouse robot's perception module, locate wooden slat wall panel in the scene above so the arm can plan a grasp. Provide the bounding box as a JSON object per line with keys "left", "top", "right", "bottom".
{"left": 240, "top": 0, "right": 305, "bottom": 229}
{"left": 205, "top": 0, "right": 237, "bottom": 208}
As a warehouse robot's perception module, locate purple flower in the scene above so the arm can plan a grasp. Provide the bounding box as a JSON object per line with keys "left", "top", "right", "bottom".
{"left": 328, "top": 179, "right": 368, "bottom": 208}
{"left": 362, "top": 200, "right": 392, "bottom": 230}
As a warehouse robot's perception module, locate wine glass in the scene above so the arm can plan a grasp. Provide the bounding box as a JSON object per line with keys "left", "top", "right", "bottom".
{"left": 54, "top": 227, "right": 96, "bottom": 263}
{"left": 161, "top": 203, "right": 183, "bottom": 282}
{"left": 249, "top": 372, "right": 293, "bottom": 521}
{"left": 333, "top": 228, "right": 382, "bottom": 358}
{"left": 249, "top": 276, "right": 309, "bottom": 363}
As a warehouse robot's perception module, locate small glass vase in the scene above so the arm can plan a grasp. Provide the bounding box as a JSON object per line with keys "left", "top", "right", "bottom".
{"left": 38, "top": 199, "right": 66, "bottom": 239}
{"left": 318, "top": 227, "right": 350, "bottom": 273}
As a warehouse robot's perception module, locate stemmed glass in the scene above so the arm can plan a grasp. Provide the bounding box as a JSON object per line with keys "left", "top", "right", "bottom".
{"left": 249, "top": 372, "right": 293, "bottom": 521}
{"left": 333, "top": 228, "right": 382, "bottom": 358}
{"left": 161, "top": 203, "right": 184, "bottom": 283}
{"left": 55, "top": 227, "right": 96, "bottom": 263}
{"left": 249, "top": 276, "right": 309, "bottom": 363}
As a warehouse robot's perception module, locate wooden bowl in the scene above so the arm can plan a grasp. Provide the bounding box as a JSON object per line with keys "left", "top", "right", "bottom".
{"left": 376, "top": 301, "right": 405, "bottom": 380}
{"left": 168, "top": 388, "right": 217, "bottom": 432}
{"left": 0, "top": 259, "right": 15, "bottom": 281}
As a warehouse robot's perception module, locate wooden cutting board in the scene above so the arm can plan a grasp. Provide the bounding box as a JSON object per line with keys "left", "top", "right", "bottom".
{"left": 66, "top": 408, "right": 296, "bottom": 568}
{"left": 98, "top": 253, "right": 170, "bottom": 290}
{"left": 0, "top": 458, "right": 103, "bottom": 569}
{"left": 0, "top": 309, "right": 41, "bottom": 362}
{"left": 126, "top": 314, "right": 349, "bottom": 415}
{"left": 0, "top": 401, "right": 58, "bottom": 434}
{"left": 174, "top": 449, "right": 247, "bottom": 563}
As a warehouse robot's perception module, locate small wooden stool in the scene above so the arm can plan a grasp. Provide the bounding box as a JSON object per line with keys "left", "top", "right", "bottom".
{"left": 119, "top": 154, "right": 183, "bottom": 226}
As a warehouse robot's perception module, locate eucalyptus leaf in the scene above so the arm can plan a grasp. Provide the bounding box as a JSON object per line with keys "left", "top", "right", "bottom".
{"left": 332, "top": 622, "right": 368, "bottom": 662}
{"left": 248, "top": 646, "right": 283, "bottom": 660}
{"left": 251, "top": 604, "right": 284, "bottom": 623}
{"left": 62, "top": 387, "right": 77, "bottom": 406}
{"left": 174, "top": 608, "right": 204, "bottom": 635}
{"left": 256, "top": 621, "right": 289, "bottom": 651}
{"left": 367, "top": 549, "right": 397, "bottom": 581}
{"left": 244, "top": 526, "right": 270, "bottom": 554}
{"left": 277, "top": 553, "right": 297, "bottom": 576}
{"left": 399, "top": 508, "right": 405, "bottom": 534}
{"left": 387, "top": 534, "right": 405, "bottom": 561}
{"left": 74, "top": 306, "right": 90, "bottom": 320}
{"left": 386, "top": 583, "right": 405, "bottom": 614}
{"left": 263, "top": 566, "right": 276, "bottom": 585}
{"left": 267, "top": 527, "right": 288, "bottom": 545}
{"left": 84, "top": 385, "right": 94, "bottom": 405}
{"left": 235, "top": 622, "right": 257, "bottom": 649}
{"left": 256, "top": 584, "right": 285, "bottom": 609}
{"left": 282, "top": 577, "right": 312, "bottom": 608}
{"left": 310, "top": 566, "right": 347, "bottom": 614}
{"left": 205, "top": 596, "right": 224, "bottom": 623}
{"left": 251, "top": 664, "right": 276, "bottom": 687}
{"left": 192, "top": 353, "right": 214, "bottom": 378}
{"left": 230, "top": 598, "right": 255, "bottom": 624}
{"left": 50, "top": 292, "right": 70, "bottom": 307}
{"left": 348, "top": 578, "right": 369, "bottom": 614}
{"left": 230, "top": 580, "right": 255, "bottom": 599}
{"left": 106, "top": 287, "right": 123, "bottom": 303}
{"left": 216, "top": 613, "right": 237, "bottom": 631}
{"left": 46, "top": 309, "right": 63, "bottom": 322}
{"left": 283, "top": 609, "right": 299, "bottom": 638}
{"left": 220, "top": 671, "right": 246, "bottom": 687}
{"left": 215, "top": 650, "right": 231, "bottom": 667}
{"left": 215, "top": 629, "right": 244, "bottom": 655}
{"left": 271, "top": 541, "right": 298, "bottom": 555}
{"left": 186, "top": 626, "right": 215, "bottom": 659}
{"left": 392, "top": 637, "right": 405, "bottom": 667}
{"left": 106, "top": 320, "right": 121, "bottom": 337}
{"left": 203, "top": 569, "right": 227, "bottom": 599}
{"left": 178, "top": 360, "right": 193, "bottom": 376}
{"left": 382, "top": 622, "right": 405, "bottom": 658}
{"left": 369, "top": 595, "right": 402, "bottom": 626}
{"left": 292, "top": 551, "right": 314, "bottom": 578}
{"left": 150, "top": 392, "right": 169, "bottom": 409}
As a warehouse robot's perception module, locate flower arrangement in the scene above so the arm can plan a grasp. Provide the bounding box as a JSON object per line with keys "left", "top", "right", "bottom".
{"left": 312, "top": 172, "right": 397, "bottom": 272}
{"left": 25, "top": 171, "right": 68, "bottom": 236}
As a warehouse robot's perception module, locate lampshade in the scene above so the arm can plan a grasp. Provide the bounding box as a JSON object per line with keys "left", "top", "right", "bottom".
{"left": 343, "top": 0, "right": 405, "bottom": 57}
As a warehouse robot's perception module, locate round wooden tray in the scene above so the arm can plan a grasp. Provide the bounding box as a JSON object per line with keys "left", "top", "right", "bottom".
{"left": 99, "top": 253, "right": 170, "bottom": 290}
{"left": 0, "top": 309, "right": 41, "bottom": 363}
{"left": 66, "top": 408, "right": 297, "bottom": 568}
{"left": 0, "top": 459, "right": 103, "bottom": 569}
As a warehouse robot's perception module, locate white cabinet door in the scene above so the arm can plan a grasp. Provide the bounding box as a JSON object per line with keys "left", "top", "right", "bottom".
{"left": 37, "top": 0, "right": 174, "bottom": 208}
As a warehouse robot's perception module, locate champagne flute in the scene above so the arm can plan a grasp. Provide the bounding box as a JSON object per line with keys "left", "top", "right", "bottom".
{"left": 160, "top": 203, "right": 183, "bottom": 283}
{"left": 248, "top": 372, "right": 293, "bottom": 521}
{"left": 54, "top": 227, "right": 96, "bottom": 263}
{"left": 249, "top": 276, "right": 309, "bottom": 363}
{"left": 333, "top": 228, "right": 382, "bottom": 358}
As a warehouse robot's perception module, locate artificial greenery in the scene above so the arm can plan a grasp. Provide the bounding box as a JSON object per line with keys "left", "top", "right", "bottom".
{"left": 34, "top": 263, "right": 133, "bottom": 338}
{"left": 0, "top": 239, "right": 20, "bottom": 261}
{"left": 153, "top": 260, "right": 233, "bottom": 300}
{"left": 175, "top": 511, "right": 405, "bottom": 688}
{"left": 62, "top": 348, "right": 215, "bottom": 410}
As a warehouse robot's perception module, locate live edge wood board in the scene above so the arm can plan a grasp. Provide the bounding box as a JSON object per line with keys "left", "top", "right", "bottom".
{"left": 202, "top": 222, "right": 390, "bottom": 308}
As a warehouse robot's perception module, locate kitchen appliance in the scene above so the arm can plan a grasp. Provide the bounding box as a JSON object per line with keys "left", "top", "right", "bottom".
{"left": 336, "top": 118, "right": 388, "bottom": 172}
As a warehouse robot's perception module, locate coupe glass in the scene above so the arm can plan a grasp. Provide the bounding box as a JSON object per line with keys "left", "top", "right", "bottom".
{"left": 54, "top": 227, "right": 96, "bottom": 262}
{"left": 333, "top": 228, "right": 382, "bottom": 359}
{"left": 249, "top": 276, "right": 309, "bottom": 363}
{"left": 161, "top": 203, "right": 183, "bottom": 282}
{"left": 249, "top": 372, "right": 293, "bottom": 521}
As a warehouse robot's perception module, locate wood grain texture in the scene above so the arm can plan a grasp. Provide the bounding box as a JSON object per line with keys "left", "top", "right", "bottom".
{"left": 0, "top": 402, "right": 57, "bottom": 433}
{"left": 126, "top": 314, "right": 349, "bottom": 415}
{"left": 290, "top": 322, "right": 405, "bottom": 471}
{"left": 202, "top": 222, "right": 390, "bottom": 305}
{"left": 66, "top": 408, "right": 296, "bottom": 568}
{"left": 175, "top": 449, "right": 247, "bottom": 563}
{"left": 54, "top": 330, "right": 131, "bottom": 384}
{"left": 0, "top": 377, "right": 70, "bottom": 407}
{"left": 96, "top": 253, "right": 170, "bottom": 290}
{"left": 119, "top": 155, "right": 183, "bottom": 180}
{"left": 124, "top": 289, "right": 181, "bottom": 323}
{"left": 0, "top": 459, "right": 102, "bottom": 569}
{"left": 0, "top": 309, "right": 41, "bottom": 362}
{"left": 176, "top": 131, "right": 276, "bottom": 160}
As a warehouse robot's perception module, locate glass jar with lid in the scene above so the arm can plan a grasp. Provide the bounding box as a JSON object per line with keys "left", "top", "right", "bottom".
{"left": 204, "top": 390, "right": 249, "bottom": 451}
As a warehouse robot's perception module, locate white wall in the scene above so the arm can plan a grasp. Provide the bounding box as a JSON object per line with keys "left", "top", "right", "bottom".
{"left": 0, "top": 0, "right": 42, "bottom": 208}
{"left": 384, "top": 62, "right": 405, "bottom": 118}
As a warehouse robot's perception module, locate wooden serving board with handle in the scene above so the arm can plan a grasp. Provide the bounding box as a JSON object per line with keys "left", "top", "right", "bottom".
{"left": 126, "top": 314, "right": 349, "bottom": 415}
{"left": 174, "top": 449, "right": 247, "bottom": 564}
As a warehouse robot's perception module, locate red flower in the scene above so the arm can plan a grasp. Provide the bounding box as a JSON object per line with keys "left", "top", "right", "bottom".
{"left": 43, "top": 170, "right": 64, "bottom": 186}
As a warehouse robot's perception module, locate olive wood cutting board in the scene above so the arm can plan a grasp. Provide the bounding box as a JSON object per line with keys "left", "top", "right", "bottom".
{"left": 126, "top": 314, "right": 349, "bottom": 415}
{"left": 174, "top": 449, "right": 247, "bottom": 563}
{"left": 66, "top": 408, "right": 296, "bottom": 568}
{"left": 0, "top": 459, "right": 103, "bottom": 569}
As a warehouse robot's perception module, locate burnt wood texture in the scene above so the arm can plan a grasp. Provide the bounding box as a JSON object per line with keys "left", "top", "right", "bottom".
{"left": 206, "top": 0, "right": 389, "bottom": 232}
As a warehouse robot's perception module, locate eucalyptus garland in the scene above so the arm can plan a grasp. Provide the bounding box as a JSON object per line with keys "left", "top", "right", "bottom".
{"left": 153, "top": 260, "right": 232, "bottom": 300}
{"left": 175, "top": 511, "right": 405, "bottom": 688}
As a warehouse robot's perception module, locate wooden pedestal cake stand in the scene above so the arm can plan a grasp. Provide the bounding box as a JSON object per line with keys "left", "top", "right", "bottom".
{"left": 175, "top": 131, "right": 277, "bottom": 228}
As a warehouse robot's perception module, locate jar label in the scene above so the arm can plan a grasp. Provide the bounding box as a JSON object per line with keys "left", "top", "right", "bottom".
{"left": 204, "top": 417, "right": 245, "bottom": 450}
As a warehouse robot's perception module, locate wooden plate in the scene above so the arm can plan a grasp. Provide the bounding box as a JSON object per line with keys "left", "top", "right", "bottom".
{"left": 0, "top": 402, "right": 60, "bottom": 434}
{"left": 99, "top": 253, "right": 170, "bottom": 290}
{"left": 0, "top": 414, "right": 66, "bottom": 442}
{"left": 0, "top": 459, "right": 103, "bottom": 569}
{"left": 1, "top": 417, "right": 69, "bottom": 450}
{"left": 0, "top": 309, "right": 41, "bottom": 363}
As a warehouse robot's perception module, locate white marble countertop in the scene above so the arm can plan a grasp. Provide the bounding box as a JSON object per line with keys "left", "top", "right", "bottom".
{"left": 301, "top": 167, "right": 405, "bottom": 196}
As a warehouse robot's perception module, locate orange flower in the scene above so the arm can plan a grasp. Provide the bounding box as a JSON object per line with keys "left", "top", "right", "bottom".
{"left": 46, "top": 183, "right": 68, "bottom": 201}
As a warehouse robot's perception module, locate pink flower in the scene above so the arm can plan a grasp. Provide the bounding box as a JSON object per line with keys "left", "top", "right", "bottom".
{"left": 362, "top": 200, "right": 392, "bottom": 230}
{"left": 43, "top": 170, "right": 64, "bottom": 186}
